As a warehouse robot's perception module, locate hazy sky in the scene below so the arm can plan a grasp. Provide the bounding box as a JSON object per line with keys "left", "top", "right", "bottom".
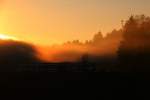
{"left": 0, "top": 0, "right": 150, "bottom": 45}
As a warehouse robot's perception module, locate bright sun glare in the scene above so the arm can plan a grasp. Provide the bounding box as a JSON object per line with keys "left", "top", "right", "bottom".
{"left": 0, "top": 34, "right": 18, "bottom": 41}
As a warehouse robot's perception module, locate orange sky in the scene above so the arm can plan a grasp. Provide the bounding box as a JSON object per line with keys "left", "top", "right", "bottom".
{"left": 0, "top": 0, "right": 150, "bottom": 45}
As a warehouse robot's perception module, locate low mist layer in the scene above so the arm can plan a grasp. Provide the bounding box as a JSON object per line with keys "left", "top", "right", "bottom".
{"left": 38, "top": 28, "right": 122, "bottom": 62}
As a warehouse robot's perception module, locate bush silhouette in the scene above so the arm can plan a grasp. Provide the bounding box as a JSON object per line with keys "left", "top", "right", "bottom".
{"left": 0, "top": 40, "right": 40, "bottom": 65}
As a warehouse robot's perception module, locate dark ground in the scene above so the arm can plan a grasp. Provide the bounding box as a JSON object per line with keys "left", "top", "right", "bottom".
{"left": 0, "top": 63, "right": 148, "bottom": 98}
{"left": 0, "top": 63, "right": 146, "bottom": 88}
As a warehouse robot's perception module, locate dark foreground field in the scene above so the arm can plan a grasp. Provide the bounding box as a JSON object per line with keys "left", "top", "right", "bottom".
{"left": 0, "top": 64, "right": 148, "bottom": 99}
{"left": 0, "top": 63, "right": 148, "bottom": 92}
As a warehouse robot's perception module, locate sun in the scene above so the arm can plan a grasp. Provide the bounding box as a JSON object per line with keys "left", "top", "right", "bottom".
{"left": 0, "top": 34, "right": 18, "bottom": 41}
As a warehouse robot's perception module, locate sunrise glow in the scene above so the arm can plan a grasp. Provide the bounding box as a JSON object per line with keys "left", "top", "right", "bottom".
{"left": 0, "top": 34, "right": 18, "bottom": 41}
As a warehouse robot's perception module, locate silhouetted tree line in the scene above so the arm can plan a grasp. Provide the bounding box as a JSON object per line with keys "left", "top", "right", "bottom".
{"left": 78, "top": 15, "right": 150, "bottom": 72}
{"left": 118, "top": 15, "right": 150, "bottom": 72}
